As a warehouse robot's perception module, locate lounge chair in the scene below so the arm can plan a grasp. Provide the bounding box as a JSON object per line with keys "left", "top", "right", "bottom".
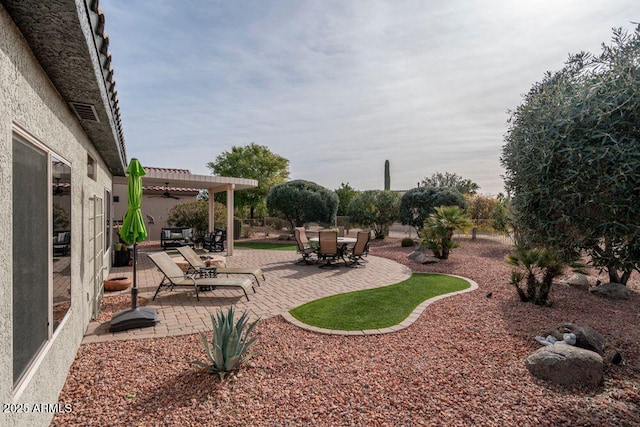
{"left": 294, "top": 227, "right": 317, "bottom": 264}
{"left": 345, "top": 230, "right": 371, "bottom": 268}
{"left": 147, "top": 252, "right": 254, "bottom": 301}
{"left": 317, "top": 230, "right": 340, "bottom": 268}
{"left": 175, "top": 245, "right": 265, "bottom": 287}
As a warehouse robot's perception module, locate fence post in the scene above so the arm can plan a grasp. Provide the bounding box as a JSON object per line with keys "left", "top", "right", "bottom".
{"left": 472, "top": 227, "right": 477, "bottom": 240}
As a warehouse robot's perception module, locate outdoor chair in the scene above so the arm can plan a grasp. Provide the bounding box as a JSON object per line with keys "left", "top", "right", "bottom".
{"left": 317, "top": 230, "right": 340, "bottom": 268}
{"left": 202, "top": 229, "right": 226, "bottom": 252}
{"left": 294, "top": 227, "right": 317, "bottom": 264}
{"left": 345, "top": 230, "right": 371, "bottom": 268}
{"left": 147, "top": 252, "right": 254, "bottom": 301}
{"left": 53, "top": 230, "right": 71, "bottom": 256}
{"left": 175, "top": 245, "right": 265, "bottom": 287}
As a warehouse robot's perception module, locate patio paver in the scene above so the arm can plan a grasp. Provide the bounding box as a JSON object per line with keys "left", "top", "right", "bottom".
{"left": 83, "top": 246, "right": 413, "bottom": 343}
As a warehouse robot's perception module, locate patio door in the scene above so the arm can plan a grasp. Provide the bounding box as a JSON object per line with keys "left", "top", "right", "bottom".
{"left": 89, "top": 195, "right": 106, "bottom": 319}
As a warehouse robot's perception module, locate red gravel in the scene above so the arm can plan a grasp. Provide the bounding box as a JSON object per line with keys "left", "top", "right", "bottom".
{"left": 53, "top": 238, "right": 640, "bottom": 426}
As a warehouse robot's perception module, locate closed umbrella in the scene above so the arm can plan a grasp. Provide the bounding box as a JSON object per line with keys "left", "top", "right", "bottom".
{"left": 109, "top": 158, "right": 157, "bottom": 332}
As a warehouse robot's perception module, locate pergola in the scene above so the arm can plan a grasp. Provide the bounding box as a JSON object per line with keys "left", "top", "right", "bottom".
{"left": 116, "top": 169, "right": 257, "bottom": 256}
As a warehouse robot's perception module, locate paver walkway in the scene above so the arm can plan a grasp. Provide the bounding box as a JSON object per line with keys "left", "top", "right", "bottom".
{"left": 83, "top": 247, "right": 413, "bottom": 343}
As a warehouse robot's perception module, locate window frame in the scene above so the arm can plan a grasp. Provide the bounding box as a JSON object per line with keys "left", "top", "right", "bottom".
{"left": 11, "top": 124, "right": 73, "bottom": 395}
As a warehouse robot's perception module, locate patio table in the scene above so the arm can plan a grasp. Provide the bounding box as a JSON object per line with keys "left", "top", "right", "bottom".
{"left": 309, "top": 236, "right": 357, "bottom": 265}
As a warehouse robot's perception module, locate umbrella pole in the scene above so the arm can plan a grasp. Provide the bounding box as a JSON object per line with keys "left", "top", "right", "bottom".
{"left": 131, "top": 242, "right": 138, "bottom": 309}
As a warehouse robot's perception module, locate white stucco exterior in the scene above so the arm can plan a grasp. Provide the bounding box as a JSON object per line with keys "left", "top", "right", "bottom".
{"left": 0, "top": 4, "right": 118, "bottom": 426}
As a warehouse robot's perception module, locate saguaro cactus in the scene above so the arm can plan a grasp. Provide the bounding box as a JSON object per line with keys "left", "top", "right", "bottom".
{"left": 384, "top": 160, "right": 390, "bottom": 190}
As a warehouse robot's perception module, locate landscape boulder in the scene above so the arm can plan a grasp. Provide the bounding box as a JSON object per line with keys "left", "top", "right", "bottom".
{"left": 407, "top": 250, "right": 439, "bottom": 264}
{"left": 589, "top": 282, "right": 634, "bottom": 300}
{"left": 542, "top": 322, "right": 607, "bottom": 355}
{"left": 563, "top": 273, "right": 590, "bottom": 290}
{"left": 526, "top": 343, "right": 603, "bottom": 385}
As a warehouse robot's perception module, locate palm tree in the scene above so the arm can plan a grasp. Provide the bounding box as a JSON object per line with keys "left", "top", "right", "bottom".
{"left": 420, "top": 205, "right": 473, "bottom": 259}
{"left": 506, "top": 244, "right": 565, "bottom": 306}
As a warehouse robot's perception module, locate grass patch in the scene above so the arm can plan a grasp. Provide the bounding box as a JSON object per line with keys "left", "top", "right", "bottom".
{"left": 289, "top": 273, "right": 470, "bottom": 330}
{"left": 234, "top": 241, "right": 297, "bottom": 251}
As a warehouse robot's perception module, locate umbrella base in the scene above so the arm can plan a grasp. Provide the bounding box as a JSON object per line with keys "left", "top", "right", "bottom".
{"left": 109, "top": 307, "right": 158, "bottom": 332}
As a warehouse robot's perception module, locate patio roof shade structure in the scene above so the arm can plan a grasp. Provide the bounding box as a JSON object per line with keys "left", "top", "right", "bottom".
{"left": 114, "top": 169, "right": 257, "bottom": 256}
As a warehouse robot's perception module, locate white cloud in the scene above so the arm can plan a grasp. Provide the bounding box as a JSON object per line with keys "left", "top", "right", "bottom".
{"left": 103, "top": 0, "right": 638, "bottom": 196}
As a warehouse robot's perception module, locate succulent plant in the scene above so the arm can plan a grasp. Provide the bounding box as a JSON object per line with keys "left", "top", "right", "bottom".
{"left": 401, "top": 237, "right": 415, "bottom": 247}
{"left": 192, "top": 306, "right": 259, "bottom": 380}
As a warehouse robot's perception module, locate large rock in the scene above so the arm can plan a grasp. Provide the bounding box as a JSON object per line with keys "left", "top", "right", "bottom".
{"left": 526, "top": 343, "right": 604, "bottom": 385}
{"left": 564, "top": 273, "right": 590, "bottom": 290}
{"left": 589, "top": 282, "right": 633, "bottom": 300}
{"left": 407, "top": 251, "right": 439, "bottom": 264}
{"left": 542, "top": 322, "right": 607, "bottom": 355}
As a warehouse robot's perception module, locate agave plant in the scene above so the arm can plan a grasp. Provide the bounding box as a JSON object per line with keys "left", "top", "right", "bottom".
{"left": 192, "top": 306, "right": 259, "bottom": 380}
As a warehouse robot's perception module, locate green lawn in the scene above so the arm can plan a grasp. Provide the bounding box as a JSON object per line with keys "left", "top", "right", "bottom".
{"left": 234, "top": 241, "right": 297, "bottom": 251}
{"left": 289, "top": 273, "right": 470, "bottom": 330}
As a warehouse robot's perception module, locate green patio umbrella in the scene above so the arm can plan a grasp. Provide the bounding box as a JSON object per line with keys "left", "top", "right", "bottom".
{"left": 109, "top": 159, "right": 157, "bottom": 332}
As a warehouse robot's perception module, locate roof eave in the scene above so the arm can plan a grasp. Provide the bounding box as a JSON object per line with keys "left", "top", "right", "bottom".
{"left": 3, "top": 0, "right": 127, "bottom": 176}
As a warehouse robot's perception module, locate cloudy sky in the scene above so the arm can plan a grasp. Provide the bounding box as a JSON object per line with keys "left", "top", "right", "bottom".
{"left": 101, "top": 0, "right": 637, "bottom": 196}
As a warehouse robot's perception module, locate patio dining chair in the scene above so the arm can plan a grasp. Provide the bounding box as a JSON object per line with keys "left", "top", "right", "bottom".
{"left": 345, "top": 230, "right": 371, "bottom": 268}
{"left": 147, "top": 251, "right": 254, "bottom": 301}
{"left": 317, "top": 230, "right": 340, "bottom": 268}
{"left": 294, "top": 227, "right": 317, "bottom": 264}
{"left": 202, "top": 229, "right": 226, "bottom": 252}
{"left": 175, "top": 245, "right": 265, "bottom": 287}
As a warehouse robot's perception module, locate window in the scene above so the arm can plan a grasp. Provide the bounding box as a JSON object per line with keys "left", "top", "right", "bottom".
{"left": 12, "top": 132, "right": 72, "bottom": 388}
{"left": 105, "top": 189, "right": 111, "bottom": 252}
{"left": 87, "top": 153, "right": 96, "bottom": 180}
{"left": 52, "top": 157, "right": 72, "bottom": 331}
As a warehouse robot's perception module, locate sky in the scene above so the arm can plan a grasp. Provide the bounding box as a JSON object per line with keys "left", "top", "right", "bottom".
{"left": 101, "top": 0, "right": 638, "bottom": 196}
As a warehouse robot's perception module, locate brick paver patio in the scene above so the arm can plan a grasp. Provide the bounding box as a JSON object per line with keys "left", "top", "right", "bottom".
{"left": 83, "top": 246, "right": 414, "bottom": 343}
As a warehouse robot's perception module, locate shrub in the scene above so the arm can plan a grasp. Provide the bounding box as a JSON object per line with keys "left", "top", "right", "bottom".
{"left": 401, "top": 237, "right": 415, "bottom": 247}
{"left": 264, "top": 216, "right": 285, "bottom": 231}
{"left": 506, "top": 245, "right": 566, "bottom": 306}
{"left": 347, "top": 190, "right": 400, "bottom": 240}
{"left": 242, "top": 226, "right": 255, "bottom": 239}
{"left": 399, "top": 186, "right": 466, "bottom": 234}
{"left": 191, "top": 307, "right": 259, "bottom": 380}
{"left": 167, "top": 200, "right": 227, "bottom": 239}
{"left": 267, "top": 180, "right": 338, "bottom": 229}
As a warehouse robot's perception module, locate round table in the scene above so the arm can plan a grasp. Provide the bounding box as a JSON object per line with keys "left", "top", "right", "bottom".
{"left": 309, "top": 236, "right": 356, "bottom": 245}
{"left": 171, "top": 254, "right": 226, "bottom": 272}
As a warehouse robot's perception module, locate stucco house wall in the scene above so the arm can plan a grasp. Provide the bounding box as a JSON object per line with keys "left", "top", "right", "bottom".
{"left": 0, "top": 3, "right": 122, "bottom": 425}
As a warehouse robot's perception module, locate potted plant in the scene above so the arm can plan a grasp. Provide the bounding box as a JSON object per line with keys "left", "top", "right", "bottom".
{"left": 113, "top": 242, "right": 131, "bottom": 267}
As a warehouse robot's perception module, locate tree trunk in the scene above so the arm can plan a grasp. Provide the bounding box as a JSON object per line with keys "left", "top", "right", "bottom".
{"left": 608, "top": 268, "right": 621, "bottom": 284}
{"left": 526, "top": 274, "right": 537, "bottom": 301}
{"left": 536, "top": 269, "right": 554, "bottom": 305}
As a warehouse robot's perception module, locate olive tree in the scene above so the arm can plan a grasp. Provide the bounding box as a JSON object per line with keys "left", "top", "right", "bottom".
{"left": 501, "top": 25, "right": 640, "bottom": 285}
{"left": 399, "top": 186, "right": 466, "bottom": 234}
{"left": 421, "top": 172, "right": 479, "bottom": 195}
{"left": 347, "top": 190, "right": 400, "bottom": 239}
{"left": 266, "top": 180, "right": 338, "bottom": 229}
